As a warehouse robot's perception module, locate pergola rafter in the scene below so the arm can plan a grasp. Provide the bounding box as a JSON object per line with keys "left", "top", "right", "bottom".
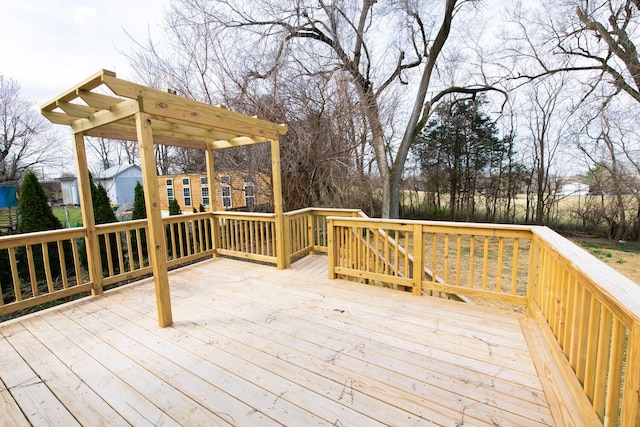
{"left": 41, "top": 69, "right": 288, "bottom": 327}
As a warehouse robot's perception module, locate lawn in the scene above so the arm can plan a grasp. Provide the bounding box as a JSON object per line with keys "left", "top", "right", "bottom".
{"left": 572, "top": 237, "right": 640, "bottom": 285}
{"left": 52, "top": 206, "right": 83, "bottom": 228}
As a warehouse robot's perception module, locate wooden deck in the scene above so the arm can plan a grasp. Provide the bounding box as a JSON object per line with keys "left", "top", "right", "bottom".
{"left": 0, "top": 255, "right": 559, "bottom": 426}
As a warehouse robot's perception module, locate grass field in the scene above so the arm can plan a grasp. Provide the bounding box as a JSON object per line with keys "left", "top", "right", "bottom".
{"left": 52, "top": 206, "right": 83, "bottom": 227}
{"left": 571, "top": 237, "right": 640, "bottom": 285}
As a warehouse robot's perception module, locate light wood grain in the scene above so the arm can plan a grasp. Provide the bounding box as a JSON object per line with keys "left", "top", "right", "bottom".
{"left": 1, "top": 256, "right": 565, "bottom": 426}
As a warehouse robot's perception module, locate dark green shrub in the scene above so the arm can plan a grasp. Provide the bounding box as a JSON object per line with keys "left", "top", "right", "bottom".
{"left": 15, "top": 172, "right": 74, "bottom": 288}
{"left": 80, "top": 174, "right": 120, "bottom": 275}
{"left": 130, "top": 182, "right": 147, "bottom": 263}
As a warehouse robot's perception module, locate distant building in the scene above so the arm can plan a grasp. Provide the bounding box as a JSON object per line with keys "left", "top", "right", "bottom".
{"left": 59, "top": 175, "right": 80, "bottom": 205}
{"left": 59, "top": 165, "right": 143, "bottom": 208}
{"left": 157, "top": 171, "right": 271, "bottom": 214}
{"left": 557, "top": 181, "right": 589, "bottom": 197}
{"left": 95, "top": 164, "right": 143, "bottom": 208}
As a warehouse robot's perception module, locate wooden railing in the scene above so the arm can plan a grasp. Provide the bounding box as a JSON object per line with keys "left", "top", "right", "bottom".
{"left": 2, "top": 209, "right": 639, "bottom": 425}
{"left": 326, "top": 216, "right": 640, "bottom": 426}
{"left": 164, "top": 212, "right": 215, "bottom": 267}
{"left": 0, "top": 227, "right": 92, "bottom": 315}
{"left": 285, "top": 208, "right": 361, "bottom": 259}
{"left": 528, "top": 228, "right": 640, "bottom": 427}
{"left": 328, "top": 217, "right": 532, "bottom": 303}
{"left": 213, "top": 211, "right": 277, "bottom": 263}
{"left": 96, "top": 219, "right": 151, "bottom": 286}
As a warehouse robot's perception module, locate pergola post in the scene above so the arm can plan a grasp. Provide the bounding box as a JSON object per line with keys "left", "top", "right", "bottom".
{"left": 136, "top": 113, "right": 172, "bottom": 327}
{"left": 271, "top": 139, "right": 289, "bottom": 269}
{"left": 205, "top": 144, "right": 219, "bottom": 257}
{"left": 73, "top": 132, "right": 103, "bottom": 295}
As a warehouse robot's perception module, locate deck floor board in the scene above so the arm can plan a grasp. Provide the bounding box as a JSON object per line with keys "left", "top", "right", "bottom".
{"left": 1, "top": 256, "right": 557, "bottom": 426}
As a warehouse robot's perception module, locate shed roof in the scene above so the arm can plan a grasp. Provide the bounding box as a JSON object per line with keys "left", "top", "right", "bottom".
{"left": 97, "top": 164, "right": 141, "bottom": 180}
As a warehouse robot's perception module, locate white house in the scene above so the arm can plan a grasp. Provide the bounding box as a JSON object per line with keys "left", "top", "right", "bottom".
{"left": 558, "top": 181, "right": 589, "bottom": 197}
{"left": 95, "top": 164, "right": 143, "bottom": 208}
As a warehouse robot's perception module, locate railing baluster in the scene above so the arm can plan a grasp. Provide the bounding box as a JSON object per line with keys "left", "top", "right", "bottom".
{"left": 496, "top": 237, "right": 504, "bottom": 293}
{"left": 468, "top": 236, "right": 475, "bottom": 288}
{"left": 456, "top": 235, "right": 462, "bottom": 286}
{"left": 511, "top": 239, "right": 520, "bottom": 295}
{"left": 26, "top": 245, "right": 38, "bottom": 296}
{"left": 9, "top": 247, "right": 20, "bottom": 301}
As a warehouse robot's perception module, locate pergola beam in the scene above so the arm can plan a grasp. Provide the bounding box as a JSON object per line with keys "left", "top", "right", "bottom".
{"left": 71, "top": 99, "right": 140, "bottom": 134}
{"left": 41, "top": 69, "right": 116, "bottom": 112}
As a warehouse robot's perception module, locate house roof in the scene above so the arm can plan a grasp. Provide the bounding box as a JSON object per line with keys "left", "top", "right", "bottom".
{"left": 97, "top": 164, "right": 141, "bottom": 180}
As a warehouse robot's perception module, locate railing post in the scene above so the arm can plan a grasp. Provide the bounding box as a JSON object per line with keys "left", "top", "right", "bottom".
{"left": 526, "top": 233, "right": 541, "bottom": 315}
{"left": 210, "top": 214, "right": 220, "bottom": 258}
{"left": 307, "top": 210, "right": 315, "bottom": 256}
{"left": 205, "top": 143, "right": 219, "bottom": 258}
{"left": 412, "top": 223, "right": 423, "bottom": 296}
{"left": 73, "top": 132, "right": 103, "bottom": 296}
{"left": 621, "top": 322, "right": 640, "bottom": 426}
{"left": 327, "top": 218, "right": 336, "bottom": 279}
{"left": 270, "top": 139, "right": 288, "bottom": 269}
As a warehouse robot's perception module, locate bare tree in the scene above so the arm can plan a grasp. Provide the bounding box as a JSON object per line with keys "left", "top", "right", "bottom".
{"left": 130, "top": 0, "right": 505, "bottom": 218}
{"left": 522, "top": 75, "right": 575, "bottom": 225}
{"left": 0, "top": 74, "right": 52, "bottom": 183}
{"left": 506, "top": 1, "right": 640, "bottom": 95}
{"left": 579, "top": 106, "right": 640, "bottom": 239}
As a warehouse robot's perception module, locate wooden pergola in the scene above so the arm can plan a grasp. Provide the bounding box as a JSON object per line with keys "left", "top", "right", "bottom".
{"left": 41, "top": 69, "right": 288, "bottom": 327}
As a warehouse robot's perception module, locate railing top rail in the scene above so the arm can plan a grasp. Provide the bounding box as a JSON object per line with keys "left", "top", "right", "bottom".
{"left": 533, "top": 227, "right": 640, "bottom": 325}
{"left": 95, "top": 219, "right": 148, "bottom": 231}
{"left": 0, "top": 227, "right": 86, "bottom": 249}
{"left": 284, "top": 207, "right": 363, "bottom": 217}
{"left": 212, "top": 211, "right": 275, "bottom": 219}
{"left": 327, "top": 216, "right": 535, "bottom": 234}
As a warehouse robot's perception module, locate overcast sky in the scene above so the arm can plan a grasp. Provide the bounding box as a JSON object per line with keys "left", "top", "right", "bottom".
{"left": 1, "top": 0, "right": 170, "bottom": 106}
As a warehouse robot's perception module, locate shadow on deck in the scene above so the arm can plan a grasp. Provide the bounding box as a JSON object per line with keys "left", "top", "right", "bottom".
{"left": 1, "top": 256, "right": 568, "bottom": 426}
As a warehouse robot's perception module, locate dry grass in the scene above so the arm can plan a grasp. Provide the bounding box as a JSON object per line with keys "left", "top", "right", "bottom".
{"left": 571, "top": 237, "right": 640, "bottom": 285}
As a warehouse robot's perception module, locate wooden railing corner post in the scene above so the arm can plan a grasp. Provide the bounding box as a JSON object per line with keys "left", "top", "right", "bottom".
{"left": 327, "top": 218, "right": 336, "bottom": 279}
{"left": 412, "top": 223, "right": 424, "bottom": 296}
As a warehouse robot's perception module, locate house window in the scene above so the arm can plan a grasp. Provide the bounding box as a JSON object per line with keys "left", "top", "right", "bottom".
{"left": 183, "top": 187, "right": 192, "bottom": 207}
{"left": 200, "top": 176, "right": 208, "bottom": 185}
{"left": 221, "top": 186, "right": 231, "bottom": 208}
{"left": 166, "top": 178, "right": 174, "bottom": 204}
{"left": 202, "top": 186, "right": 210, "bottom": 207}
{"left": 244, "top": 183, "right": 255, "bottom": 208}
{"left": 220, "top": 175, "right": 230, "bottom": 185}
{"left": 182, "top": 177, "right": 190, "bottom": 186}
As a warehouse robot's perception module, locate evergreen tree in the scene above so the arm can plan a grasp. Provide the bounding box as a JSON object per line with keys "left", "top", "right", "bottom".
{"left": 15, "top": 172, "right": 73, "bottom": 287}
{"left": 131, "top": 182, "right": 147, "bottom": 262}
{"left": 18, "top": 172, "right": 64, "bottom": 233}
{"left": 167, "top": 199, "right": 185, "bottom": 258}
{"left": 80, "top": 174, "right": 120, "bottom": 275}
{"left": 168, "top": 199, "right": 181, "bottom": 215}
{"left": 412, "top": 97, "right": 523, "bottom": 221}
{"left": 132, "top": 182, "right": 146, "bottom": 220}
{"left": 92, "top": 178, "right": 118, "bottom": 224}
